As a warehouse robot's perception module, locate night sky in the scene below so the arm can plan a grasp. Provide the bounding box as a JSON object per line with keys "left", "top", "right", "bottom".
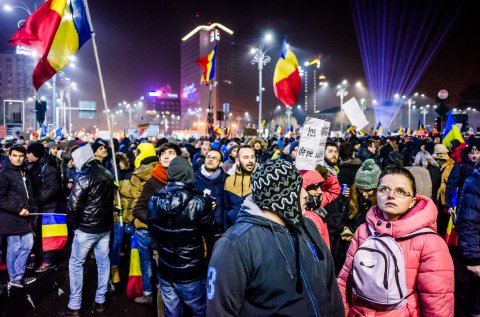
{"left": 1, "top": 0, "right": 479, "bottom": 124}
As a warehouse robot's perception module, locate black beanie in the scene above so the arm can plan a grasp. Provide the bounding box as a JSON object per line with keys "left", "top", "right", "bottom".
{"left": 27, "top": 142, "right": 46, "bottom": 159}
{"left": 91, "top": 138, "right": 108, "bottom": 153}
{"left": 167, "top": 156, "right": 194, "bottom": 186}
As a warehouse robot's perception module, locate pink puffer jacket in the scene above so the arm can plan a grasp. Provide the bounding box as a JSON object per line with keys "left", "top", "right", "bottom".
{"left": 337, "top": 195, "right": 454, "bottom": 317}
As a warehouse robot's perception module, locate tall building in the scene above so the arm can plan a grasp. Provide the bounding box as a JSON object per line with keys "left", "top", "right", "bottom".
{"left": 180, "top": 23, "right": 239, "bottom": 131}
{"left": 143, "top": 90, "right": 182, "bottom": 133}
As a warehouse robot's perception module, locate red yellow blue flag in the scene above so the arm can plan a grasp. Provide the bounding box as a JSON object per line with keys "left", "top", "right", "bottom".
{"left": 126, "top": 234, "right": 143, "bottom": 300}
{"left": 442, "top": 112, "right": 464, "bottom": 147}
{"left": 42, "top": 214, "right": 67, "bottom": 251}
{"left": 9, "top": 0, "right": 91, "bottom": 90}
{"left": 196, "top": 45, "right": 217, "bottom": 85}
{"left": 273, "top": 38, "right": 301, "bottom": 106}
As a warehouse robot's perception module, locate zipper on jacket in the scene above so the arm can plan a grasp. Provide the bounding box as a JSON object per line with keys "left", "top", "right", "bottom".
{"left": 372, "top": 238, "right": 404, "bottom": 298}
{"left": 20, "top": 170, "right": 29, "bottom": 199}
{"left": 358, "top": 247, "right": 388, "bottom": 289}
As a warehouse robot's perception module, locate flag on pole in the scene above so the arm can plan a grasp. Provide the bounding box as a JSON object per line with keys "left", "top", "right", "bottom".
{"left": 376, "top": 121, "right": 384, "bottom": 135}
{"left": 273, "top": 37, "right": 301, "bottom": 106}
{"left": 196, "top": 45, "right": 217, "bottom": 85}
{"left": 42, "top": 214, "right": 68, "bottom": 251}
{"left": 126, "top": 234, "right": 143, "bottom": 300}
{"left": 9, "top": 0, "right": 91, "bottom": 90}
{"left": 442, "top": 112, "right": 465, "bottom": 147}
{"left": 33, "top": 127, "right": 42, "bottom": 139}
{"left": 214, "top": 127, "right": 223, "bottom": 136}
{"left": 49, "top": 127, "right": 63, "bottom": 138}
{"left": 418, "top": 120, "right": 426, "bottom": 131}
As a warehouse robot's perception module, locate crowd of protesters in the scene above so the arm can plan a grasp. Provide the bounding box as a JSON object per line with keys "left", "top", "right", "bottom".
{"left": 0, "top": 129, "right": 479, "bottom": 316}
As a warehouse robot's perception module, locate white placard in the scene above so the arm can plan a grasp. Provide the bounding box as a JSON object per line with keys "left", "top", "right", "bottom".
{"left": 295, "top": 117, "right": 331, "bottom": 171}
{"left": 341, "top": 97, "right": 369, "bottom": 130}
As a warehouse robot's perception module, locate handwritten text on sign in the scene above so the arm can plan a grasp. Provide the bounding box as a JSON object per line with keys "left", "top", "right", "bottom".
{"left": 295, "top": 117, "right": 331, "bottom": 171}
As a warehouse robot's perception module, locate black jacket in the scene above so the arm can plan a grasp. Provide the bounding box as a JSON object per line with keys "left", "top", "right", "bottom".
{"left": 206, "top": 198, "right": 344, "bottom": 317}
{"left": 337, "top": 158, "right": 362, "bottom": 188}
{"left": 148, "top": 182, "right": 216, "bottom": 283}
{"left": 29, "top": 154, "right": 61, "bottom": 212}
{"left": 0, "top": 162, "right": 37, "bottom": 235}
{"left": 67, "top": 160, "right": 114, "bottom": 233}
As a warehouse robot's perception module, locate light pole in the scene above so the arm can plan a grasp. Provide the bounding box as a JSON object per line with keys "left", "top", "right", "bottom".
{"left": 336, "top": 80, "right": 348, "bottom": 132}
{"left": 395, "top": 92, "right": 425, "bottom": 130}
{"left": 251, "top": 33, "right": 273, "bottom": 135}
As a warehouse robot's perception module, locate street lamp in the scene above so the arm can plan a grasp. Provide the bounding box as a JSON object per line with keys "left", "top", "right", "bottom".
{"left": 251, "top": 33, "right": 273, "bottom": 135}
{"left": 2, "top": 1, "right": 37, "bottom": 28}
{"left": 394, "top": 92, "right": 425, "bottom": 130}
{"left": 336, "top": 80, "right": 348, "bottom": 132}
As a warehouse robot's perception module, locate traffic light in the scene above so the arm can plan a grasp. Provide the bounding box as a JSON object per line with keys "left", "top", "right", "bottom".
{"left": 35, "top": 100, "right": 47, "bottom": 125}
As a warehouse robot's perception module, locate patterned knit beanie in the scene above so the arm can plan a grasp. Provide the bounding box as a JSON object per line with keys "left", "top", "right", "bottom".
{"left": 355, "top": 159, "right": 381, "bottom": 190}
{"left": 251, "top": 159, "right": 303, "bottom": 226}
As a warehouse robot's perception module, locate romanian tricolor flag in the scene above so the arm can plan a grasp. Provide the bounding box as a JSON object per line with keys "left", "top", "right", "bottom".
{"left": 442, "top": 112, "right": 464, "bottom": 147}
{"left": 418, "top": 120, "right": 426, "bottom": 131}
{"left": 126, "top": 234, "right": 143, "bottom": 300}
{"left": 196, "top": 45, "right": 217, "bottom": 85}
{"left": 214, "top": 127, "right": 223, "bottom": 136}
{"left": 49, "top": 127, "right": 63, "bottom": 138}
{"left": 42, "top": 214, "right": 67, "bottom": 251}
{"left": 406, "top": 128, "right": 412, "bottom": 135}
{"left": 9, "top": 0, "right": 91, "bottom": 90}
{"left": 33, "top": 127, "right": 42, "bottom": 139}
{"left": 358, "top": 129, "right": 365, "bottom": 136}
{"left": 273, "top": 38, "right": 301, "bottom": 106}
{"left": 376, "top": 121, "right": 384, "bottom": 135}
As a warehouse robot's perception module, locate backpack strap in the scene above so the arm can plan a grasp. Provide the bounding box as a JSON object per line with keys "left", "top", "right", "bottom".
{"left": 396, "top": 228, "right": 438, "bottom": 241}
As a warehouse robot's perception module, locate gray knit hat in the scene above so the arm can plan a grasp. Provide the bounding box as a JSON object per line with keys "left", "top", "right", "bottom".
{"left": 167, "top": 156, "right": 194, "bottom": 186}
{"left": 355, "top": 159, "right": 381, "bottom": 190}
{"left": 251, "top": 159, "right": 303, "bottom": 226}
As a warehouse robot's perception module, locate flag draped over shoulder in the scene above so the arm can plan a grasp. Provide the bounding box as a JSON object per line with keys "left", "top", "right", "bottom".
{"left": 196, "top": 45, "right": 217, "bottom": 85}
{"left": 126, "top": 234, "right": 143, "bottom": 300}
{"left": 9, "top": 0, "right": 91, "bottom": 90}
{"left": 442, "top": 112, "right": 465, "bottom": 147}
{"left": 273, "top": 38, "right": 301, "bottom": 106}
{"left": 42, "top": 214, "right": 67, "bottom": 251}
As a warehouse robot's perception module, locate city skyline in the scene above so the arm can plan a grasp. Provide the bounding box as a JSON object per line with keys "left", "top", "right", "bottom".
{"left": 0, "top": 0, "right": 479, "bottom": 131}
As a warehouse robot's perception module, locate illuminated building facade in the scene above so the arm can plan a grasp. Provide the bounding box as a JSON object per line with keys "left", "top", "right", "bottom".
{"left": 180, "top": 23, "right": 239, "bottom": 130}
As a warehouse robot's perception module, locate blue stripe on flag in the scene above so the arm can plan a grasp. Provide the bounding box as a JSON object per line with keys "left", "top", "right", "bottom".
{"left": 42, "top": 214, "right": 67, "bottom": 225}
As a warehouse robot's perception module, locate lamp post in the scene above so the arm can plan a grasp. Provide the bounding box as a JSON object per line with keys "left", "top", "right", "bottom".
{"left": 251, "top": 33, "right": 273, "bottom": 136}
{"left": 395, "top": 92, "right": 425, "bottom": 130}
{"left": 336, "top": 80, "right": 348, "bottom": 132}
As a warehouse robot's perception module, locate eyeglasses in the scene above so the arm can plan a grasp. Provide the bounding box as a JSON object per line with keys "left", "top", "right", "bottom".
{"left": 377, "top": 186, "right": 413, "bottom": 199}
{"left": 206, "top": 156, "right": 220, "bottom": 162}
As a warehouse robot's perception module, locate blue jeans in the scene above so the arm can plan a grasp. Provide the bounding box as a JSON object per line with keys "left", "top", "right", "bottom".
{"left": 111, "top": 223, "right": 133, "bottom": 266}
{"left": 159, "top": 278, "right": 206, "bottom": 317}
{"left": 135, "top": 229, "right": 153, "bottom": 295}
{"left": 6, "top": 233, "right": 33, "bottom": 283}
{"left": 68, "top": 230, "right": 110, "bottom": 310}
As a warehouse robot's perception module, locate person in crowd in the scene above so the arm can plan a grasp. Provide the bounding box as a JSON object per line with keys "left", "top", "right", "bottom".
{"left": 195, "top": 148, "right": 227, "bottom": 236}
{"left": 433, "top": 144, "right": 456, "bottom": 235}
{"left": 192, "top": 139, "right": 211, "bottom": 171}
{"left": 405, "top": 153, "right": 433, "bottom": 198}
{"left": 59, "top": 144, "right": 114, "bottom": 316}
{"left": 148, "top": 156, "right": 216, "bottom": 317}
{"left": 91, "top": 138, "right": 114, "bottom": 175}
{"left": 287, "top": 140, "right": 299, "bottom": 163}
{"left": 184, "top": 137, "right": 197, "bottom": 161}
{"left": 110, "top": 152, "right": 134, "bottom": 284}
{"left": 206, "top": 159, "right": 344, "bottom": 316}
{"left": 134, "top": 142, "right": 180, "bottom": 311}
{"left": 338, "top": 166, "right": 454, "bottom": 317}
{"left": 356, "top": 138, "right": 378, "bottom": 163}
{"left": 223, "top": 145, "right": 256, "bottom": 229}
{"left": 301, "top": 170, "right": 331, "bottom": 247}
{"left": 456, "top": 160, "right": 480, "bottom": 317}
{"left": 26, "top": 142, "right": 61, "bottom": 273}
{"left": 128, "top": 142, "right": 159, "bottom": 305}
{"left": 338, "top": 142, "right": 362, "bottom": 189}
{"left": 446, "top": 141, "right": 479, "bottom": 214}
{"left": 413, "top": 150, "right": 441, "bottom": 205}
{"left": 46, "top": 142, "right": 61, "bottom": 168}
{"left": 340, "top": 159, "right": 380, "bottom": 239}
{"left": 222, "top": 142, "right": 239, "bottom": 174}
{"left": 0, "top": 145, "right": 37, "bottom": 288}
{"left": 324, "top": 141, "right": 340, "bottom": 175}
{"left": 248, "top": 137, "right": 268, "bottom": 164}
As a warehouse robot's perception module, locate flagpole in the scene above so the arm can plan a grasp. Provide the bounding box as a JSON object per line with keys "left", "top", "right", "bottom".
{"left": 83, "top": 0, "right": 123, "bottom": 226}
{"left": 207, "top": 82, "right": 214, "bottom": 138}
{"left": 28, "top": 213, "right": 67, "bottom": 216}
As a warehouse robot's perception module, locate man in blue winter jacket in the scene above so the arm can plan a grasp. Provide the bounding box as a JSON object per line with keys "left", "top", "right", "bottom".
{"left": 206, "top": 159, "right": 344, "bottom": 317}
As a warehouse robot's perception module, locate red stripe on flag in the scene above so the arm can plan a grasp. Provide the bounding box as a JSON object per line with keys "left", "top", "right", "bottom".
{"left": 42, "top": 235, "right": 67, "bottom": 251}
{"left": 126, "top": 276, "right": 143, "bottom": 301}
{"left": 274, "top": 71, "right": 301, "bottom": 106}
{"left": 33, "top": 60, "right": 57, "bottom": 91}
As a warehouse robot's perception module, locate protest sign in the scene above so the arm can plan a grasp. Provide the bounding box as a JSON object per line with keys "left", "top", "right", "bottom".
{"left": 341, "top": 97, "right": 369, "bottom": 130}
{"left": 295, "top": 117, "right": 330, "bottom": 170}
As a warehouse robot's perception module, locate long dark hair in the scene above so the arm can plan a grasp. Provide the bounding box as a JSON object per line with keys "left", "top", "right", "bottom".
{"left": 378, "top": 165, "right": 417, "bottom": 196}
{"left": 347, "top": 184, "right": 377, "bottom": 220}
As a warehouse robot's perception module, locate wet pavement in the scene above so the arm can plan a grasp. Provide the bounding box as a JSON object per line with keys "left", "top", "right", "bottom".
{"left": 0, "top": 247, "right": 156, "bottom": 317}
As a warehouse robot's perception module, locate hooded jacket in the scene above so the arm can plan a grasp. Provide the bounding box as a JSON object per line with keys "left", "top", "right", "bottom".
{"left": 337, "top": 196, "right": 454, "bottom": 317}
{"left": 445, "top": 148, "right": 476, "bottom": 208}
{"left": 0, "top": 162, "right": 36, "bottom": 235}
{"left": 206, "top": 197, "right": 344, "bottom": 317}
{"left": 67, "top": 159, "right": 115, "bottom": 233}
{"left": 147, "top": 182, "right": 216, "bottom": 283}
{"left": 29, "top": 153, "right": 61, "bottom": 212}
{"left": 456, "top": 167, "right": 480, "bottom": 265}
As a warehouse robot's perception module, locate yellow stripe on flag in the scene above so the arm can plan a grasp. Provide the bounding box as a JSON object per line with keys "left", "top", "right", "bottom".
{"left": 129, "top": 248, "right": 141, "bottom": 276}
{"left": 42, "top": 223, "right": 68, "bottom": 238}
